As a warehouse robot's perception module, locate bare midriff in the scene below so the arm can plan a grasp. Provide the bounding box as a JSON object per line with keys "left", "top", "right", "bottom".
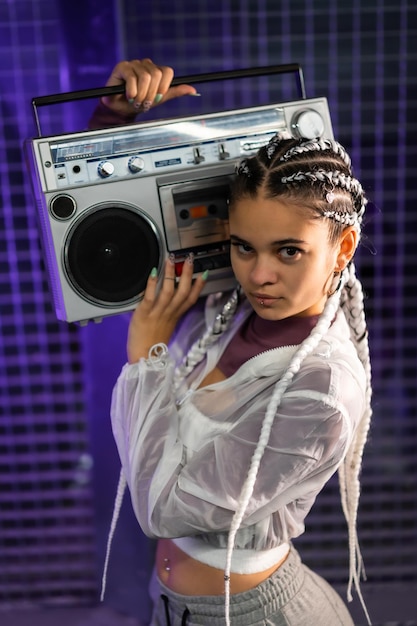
{"left": 156, "top": 538, "right": 288, "bottom": 596}
{"left": 155, "top": 366, "right": 287, "bottom": 596}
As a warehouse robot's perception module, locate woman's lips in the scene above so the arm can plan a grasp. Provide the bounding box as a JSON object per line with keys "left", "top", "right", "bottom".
{"left": 252, "top": 293, "right": 278, "bottom": 307}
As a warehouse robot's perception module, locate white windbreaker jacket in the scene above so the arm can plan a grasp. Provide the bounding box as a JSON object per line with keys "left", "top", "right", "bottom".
{"left": 110, "top": 293, "right": 366, "bottom": 553}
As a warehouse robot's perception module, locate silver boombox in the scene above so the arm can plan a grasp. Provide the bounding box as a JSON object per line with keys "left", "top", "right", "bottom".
{"left": 26, "top": 66, "right": 334, "bottom": 324}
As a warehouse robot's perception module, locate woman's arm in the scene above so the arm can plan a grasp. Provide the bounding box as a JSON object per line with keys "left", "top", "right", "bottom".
{"left": 111, "top": 354, "right": 363, "bottom": 542}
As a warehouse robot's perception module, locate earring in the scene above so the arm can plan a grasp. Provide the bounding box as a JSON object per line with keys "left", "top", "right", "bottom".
{"left": 328, "top": 271, "right": 342, "bottom": 296}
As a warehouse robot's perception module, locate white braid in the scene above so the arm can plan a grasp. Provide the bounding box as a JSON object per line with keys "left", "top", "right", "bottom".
{"left": 266, "top": 130, "right": 293, "bottom": 158}
{"left": 281, "top": 169, "right": 365, "bottom": 200}
{"left": 279, "top": 139, "right": 352, "bottom": 168}
{"left": 322, "top": 209, "right": 358, "bottom": 226}
{"left": 173, "top": 288, "right": 240, "bottom": 388}
{"left": 338, "top": 263, "right": 372, "bottom": 625}
{"left": 223, "top": 279, "right": 346, "bottom": 626}
{"left": 281, "top": 169, "right": 366, "bottom": 226}
{"left": 100, "top": 469, "right": 127, "bottom": 601}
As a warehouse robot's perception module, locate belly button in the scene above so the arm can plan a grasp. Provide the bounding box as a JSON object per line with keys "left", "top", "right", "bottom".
{"left": 164, "top": 557, "right": 171, "bottom": 572}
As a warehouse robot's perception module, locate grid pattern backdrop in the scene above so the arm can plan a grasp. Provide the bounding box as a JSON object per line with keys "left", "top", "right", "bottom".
{"left": 0, "top": 0, "right": 416, "bottom": 624}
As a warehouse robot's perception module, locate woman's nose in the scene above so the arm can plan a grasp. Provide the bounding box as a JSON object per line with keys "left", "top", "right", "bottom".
{"left": 250, "top": 256, "right": 277, "bottom": 285}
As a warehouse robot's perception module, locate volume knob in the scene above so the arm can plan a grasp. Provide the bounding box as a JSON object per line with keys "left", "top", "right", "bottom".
{"left": 291, "top": 109, "right": 325, "bottom": 140}
{"left": 98, "top": 160, "right": 115, "bottom": 178}
{"left": 128, "top": 156, "right": 145, "bottom": 173}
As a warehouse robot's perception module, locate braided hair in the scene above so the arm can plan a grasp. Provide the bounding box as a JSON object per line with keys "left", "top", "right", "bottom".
{"left": 176, "top": 133, "right": 372, "bottom": 625}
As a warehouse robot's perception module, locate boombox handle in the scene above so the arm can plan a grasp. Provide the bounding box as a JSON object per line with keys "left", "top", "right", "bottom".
{"left": 31, "top": 63, "right": 306, "bottom": 138}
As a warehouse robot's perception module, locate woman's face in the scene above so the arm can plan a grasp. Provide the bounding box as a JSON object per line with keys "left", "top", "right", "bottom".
{"left": 229, "top": 193, "right": 342, "bottom": 320}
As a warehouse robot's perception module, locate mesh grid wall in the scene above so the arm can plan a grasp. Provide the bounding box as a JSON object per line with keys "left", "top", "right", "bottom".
{"left": 1, "top": 0, "right": 416, "bottom": 621}
{"left": 0, "top": 0, "right": 97, "bottom": 607}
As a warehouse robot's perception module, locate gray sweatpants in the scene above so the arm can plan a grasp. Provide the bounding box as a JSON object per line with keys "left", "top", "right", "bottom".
{"left": 149, "top": 546, "right": 355, "bottom": 625}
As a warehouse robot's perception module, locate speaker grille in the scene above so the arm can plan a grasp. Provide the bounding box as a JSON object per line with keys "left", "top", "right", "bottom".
{"left": 64, "top": 205, "right": 161, "bottom": 305}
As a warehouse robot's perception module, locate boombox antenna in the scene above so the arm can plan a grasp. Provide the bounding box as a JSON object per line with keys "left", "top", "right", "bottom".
{"left": 31, "top": 63, "right": 306, "bottom": 137}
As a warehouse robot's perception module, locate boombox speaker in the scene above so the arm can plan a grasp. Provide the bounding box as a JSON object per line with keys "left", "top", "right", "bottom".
{"left": 25, "top": 64, "right": 334, "bottom": 324}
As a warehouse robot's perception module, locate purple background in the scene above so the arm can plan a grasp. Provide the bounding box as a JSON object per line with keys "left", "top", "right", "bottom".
{"left": 1, "top": 1, "right": 416, "bottom": 623}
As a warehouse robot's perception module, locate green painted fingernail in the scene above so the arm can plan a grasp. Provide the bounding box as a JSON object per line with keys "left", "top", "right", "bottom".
{"left": 154, "top": 93, "right": 163, "bottom": 103}
{"left": 202, "top": 269, "right": 209, "bottom": 281}
{"left": 150, "top": 267, "right": 158, "bottom": 278}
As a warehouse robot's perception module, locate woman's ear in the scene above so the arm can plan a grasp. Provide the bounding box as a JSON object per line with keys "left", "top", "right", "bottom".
{"left": 336, "top": 227, "right": 358, "bottom": 271}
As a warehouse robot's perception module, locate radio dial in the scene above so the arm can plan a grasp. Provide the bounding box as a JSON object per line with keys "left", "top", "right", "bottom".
{"left": 98, "top": 161, "right": 115, "bottom": 178}
{"left": 291, "top": 109, "right": 325, "bottom": 140}
{"left": 128, "top": 156, "right": 145, "bottom": 173}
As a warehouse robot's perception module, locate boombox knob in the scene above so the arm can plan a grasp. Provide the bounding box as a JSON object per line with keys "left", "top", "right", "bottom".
{"left": 98, "top": 160, "right": 115, "bottom": 178}
{"left": 128, "top": 156, "right": 145, "bottom": 173}
{"left": 291, "top": 109, "right": 325, "bottom": 140}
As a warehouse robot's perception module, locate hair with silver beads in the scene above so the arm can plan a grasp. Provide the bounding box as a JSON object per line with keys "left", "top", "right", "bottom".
{"left": 178, "top": 134, "right": 372, "bottom": 625}
{"left": 232, "top": 133, "right": 368, "bottom": 243}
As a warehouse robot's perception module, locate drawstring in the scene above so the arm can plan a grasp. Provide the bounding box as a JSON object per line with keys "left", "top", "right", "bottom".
{"left": 181, "top": 608, "right": 190, "bottom": 625}
{"left": 160, "top": 594, "right": 190, "bottom": 626}
{"left": 161, "top": 595, "right": 171, "bottom": 626}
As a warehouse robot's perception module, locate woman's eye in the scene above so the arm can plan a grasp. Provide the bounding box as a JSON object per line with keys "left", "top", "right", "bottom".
{"left": 232, "top": 242, "right": 253, "bottom": 255}
{"left": 280, "top": 247, "right": 301, "bottom": 260}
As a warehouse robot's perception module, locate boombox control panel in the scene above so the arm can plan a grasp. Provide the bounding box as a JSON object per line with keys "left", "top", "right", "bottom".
{"left": 26, "top": 97, "right": 334, "bottom": 324}
{"left": 35, "top": 99, "right": 332, "bottom": 192}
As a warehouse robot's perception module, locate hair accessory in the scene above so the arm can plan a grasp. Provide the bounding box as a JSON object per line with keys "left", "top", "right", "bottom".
{"left": 279, "top": 139, "right": 352, "bottom": 168}
{"left": 281, "top": 168, "right": 366, "bottom": 228}
{"left": 266, "top": 131, "right": 292, "bottom": 160}
{"left": 322, "top": 209, "right": 358, "bottom": 226}
{"left": 326, "top": 191, "right": 335, "bottom": 204}
{"left": 266, "top": 136, "right": 281, "bottom": 160}
{"left": 236, "top": 159, "right": 251, "bottom": 177}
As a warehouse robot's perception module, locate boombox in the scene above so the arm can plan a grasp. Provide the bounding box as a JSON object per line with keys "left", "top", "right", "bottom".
{"left": 26, "top": 65, "right": 334, "bottom": 324}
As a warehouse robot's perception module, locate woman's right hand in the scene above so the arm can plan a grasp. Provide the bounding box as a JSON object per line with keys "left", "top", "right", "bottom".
{"left": 101, "top": 58, "right": 198, "bottom": 116}
{"left": 127, "top": 256, "right": 207, "bottom": 364}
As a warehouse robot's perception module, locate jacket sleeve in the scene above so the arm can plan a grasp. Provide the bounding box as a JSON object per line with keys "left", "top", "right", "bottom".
{"left": 111, "top": 350, "right": 364, "bottom": 541}
{"left": 87, "top": 101, "right": 138, "bottom": 129}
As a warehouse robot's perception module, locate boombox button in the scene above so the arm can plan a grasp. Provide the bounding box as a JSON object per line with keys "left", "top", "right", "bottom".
{"left": 193, "top": 148, "right": 205, "bottom": 164}
{"left": 98, "top": 160, "right": 115, "bottom": 178}
{"left": 174, "top": 261, "right": 184, "bottom": 277}
{"left": 218, "top": 143, "right": 230, "bottom": 160}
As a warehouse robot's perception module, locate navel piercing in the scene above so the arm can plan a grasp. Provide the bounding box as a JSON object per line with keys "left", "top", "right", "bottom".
{"left": 163, "top": 558, "right": 171, "bottom": 572}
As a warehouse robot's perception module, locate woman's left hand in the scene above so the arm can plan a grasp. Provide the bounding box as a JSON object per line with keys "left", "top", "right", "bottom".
{"left": 127, "top": 255, "right": 207, "bottom": 363}
{"left": 101, "top": 58, "right": 197, "bottom": 117}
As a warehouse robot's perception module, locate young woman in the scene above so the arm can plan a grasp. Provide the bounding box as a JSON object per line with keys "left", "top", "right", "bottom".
{"left": 101, "top": 60, "right": 372, "bottom": 626}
